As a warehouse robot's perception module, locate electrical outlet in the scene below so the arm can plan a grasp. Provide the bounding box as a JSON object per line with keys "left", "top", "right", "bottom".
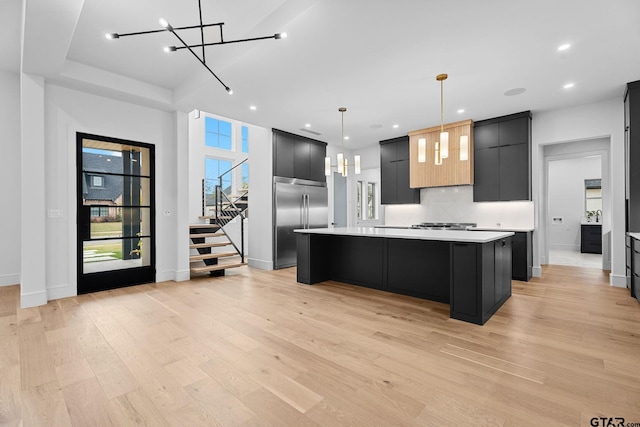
{"left": 163, "top": 210, "right": 171, "bottom": 216}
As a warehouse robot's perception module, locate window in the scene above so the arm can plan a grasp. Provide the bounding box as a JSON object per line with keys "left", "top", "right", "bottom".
{"left": 205, "top": 158, "right": 232, "bottom": 194}
{"left": 356, "top": 181, "right": 362, "bottom": 219}
{"left": 90, "top": 207, "right": 109, "bottom": 217}
{"left": 205, "top": 117, "right": 232, "bottom": 150}
{"left": 367, "top": 183, "right": 376, "bottom": 220}
{"left": 241, "top": 126, "right": 249, "bottom": 154}
{"left": 91, "top": 175, "right": 104, "bottom": 187}
{"left": 241, "top": 163, "right": 249, "bottom": 189}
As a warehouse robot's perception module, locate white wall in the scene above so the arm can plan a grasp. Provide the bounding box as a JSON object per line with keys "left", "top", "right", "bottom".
{"left": 532, "top": 98, "right": 624, "bottom": 286}
{"left": 0, "top": 71, "right": 21, "bottom": 287}
{"left": 31, "top": 83, "right": 182, "bottom": 304}
{"left": 547, "top": 156, "right": 601, "bottom": 250}
{"left": 248, "top": 128, "right": 272, "bottom": 270}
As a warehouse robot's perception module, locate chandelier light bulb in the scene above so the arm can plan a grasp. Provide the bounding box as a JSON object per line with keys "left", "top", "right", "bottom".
{"left": 226, "top": 87, "right": 233, "bottom": 95}
{"left": 159, "top": 18, "right": 172, "bottom": 31}
{"left": 105, "top": 33, "right": 119, "bottom": 40}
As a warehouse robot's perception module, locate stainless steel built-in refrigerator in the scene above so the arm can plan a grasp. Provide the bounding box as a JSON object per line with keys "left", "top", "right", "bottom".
{"left": 274, "top": 177, "right": 328, "bottom": 269}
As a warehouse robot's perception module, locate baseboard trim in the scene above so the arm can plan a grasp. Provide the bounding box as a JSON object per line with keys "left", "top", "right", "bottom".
{"left": 175, "top": 269, "right": 190, "bottom": 282}
{"left": 0, "top": 273, "right": 20, "bottom": 287}
{"left": 609, "top": 274, "right": 627, "bottom": 288}
{"left": 20, "top": 289, "right": 47, "bottom": 308}
{"left": 532, "top": 266, "right": 542, "bottom": 278}
{"left": 47, "top": 283, "right": 76, "bottom": 301}
{"left": 248, "top": 258, "right": 273, "bottom": 270}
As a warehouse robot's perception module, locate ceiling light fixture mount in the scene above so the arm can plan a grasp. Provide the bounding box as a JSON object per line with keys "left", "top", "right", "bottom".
{"left": 105, "top": 0, "right": 287, "bottom": 94}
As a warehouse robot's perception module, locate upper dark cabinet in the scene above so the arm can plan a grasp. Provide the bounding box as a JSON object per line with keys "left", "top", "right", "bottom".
{"left": 473, "top": 123, "right": 499, "bottom": 150}
{"left": 380, "top": 136, "right": 420, "bottom": 205}
{"left": 474, "top": 111, "right": 531, "bottom": 202}
{"left": 626, "top": 81, "right": 640, "bottom": 232}
{"left": 273, "top": 129, "right": 326, "bottom": 182}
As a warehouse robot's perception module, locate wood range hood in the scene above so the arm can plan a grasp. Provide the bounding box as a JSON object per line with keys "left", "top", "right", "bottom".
{"left": 408, "top": 119, "right": 474, "bottom": 188}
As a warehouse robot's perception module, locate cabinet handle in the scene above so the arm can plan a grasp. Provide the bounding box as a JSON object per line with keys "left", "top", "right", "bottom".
{"left": 502, "top": 240, "right": 507, "bottom": 247}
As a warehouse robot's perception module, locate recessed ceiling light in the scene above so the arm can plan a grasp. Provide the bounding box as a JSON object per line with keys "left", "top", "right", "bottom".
{"left": 344, "top": 136, "right": 349, "bottom": 140}
{"left": 305, "top": 123, "right": 311, "bottom": 128}
{"left": 564, "top": 83, "right": 575, "bottom": 89}
{"left": 504, "top": 88, "right": 526, "bottom": 96}
{"left": 392, "top": 124, "right": 399, "bottom": 129}
{"left": 457, "top": 109, "right": 465, "bottom": 114}
{"left": 249, "top": 105, "right": 257, "bottom": 110}
{"left": 558, "top": 43, "right": 571, "bottom": 51}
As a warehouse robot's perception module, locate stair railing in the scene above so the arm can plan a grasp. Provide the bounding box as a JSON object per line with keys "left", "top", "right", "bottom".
{"left": 201, "top": 158, "right": 249, "bottom": 263}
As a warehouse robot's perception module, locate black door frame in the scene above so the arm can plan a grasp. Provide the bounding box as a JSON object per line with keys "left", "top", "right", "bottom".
{"left": 76, "top": 132, "right": 156, "bottom": 294}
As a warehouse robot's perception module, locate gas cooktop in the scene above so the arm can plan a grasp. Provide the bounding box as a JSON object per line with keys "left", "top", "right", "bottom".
{"left": 410, "top": 222, "right": 477, "bottom": 230}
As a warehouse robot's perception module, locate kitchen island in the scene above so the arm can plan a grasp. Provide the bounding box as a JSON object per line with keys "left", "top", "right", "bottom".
{"left": 295, "top": 227, "right": 514, "bottom": 325}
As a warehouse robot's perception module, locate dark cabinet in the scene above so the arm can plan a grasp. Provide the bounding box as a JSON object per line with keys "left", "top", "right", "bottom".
{"left": 581, "top": 224, "right": 602, "bottom": 254}
{"left": 625, "top": 81, "right": 640, "bottom": 295}
{"left": 380, "top": 136, "right": 420, "bottom": 204}
{"left": 473, "top": 147, "right": 500, "bottom": 201}
{"left": 273, "top": 129, "right": 326, "bottom": 181}
{"left": 512, "top": 231, "right": 532, "bottom": 281}
{"left": 473, "top": 112, "right": 531, "bottom": 202}
{"left": 626, "top": 81, "right": 640, "bottom": 232}
{"left": 631, "top": 236, "right": 640, "bottom": 302}
{"left": 450, "top": 237, "right": 512, "bottom": 325}
{"left": 499, "top": 143, "right": 530, "bottom": 201}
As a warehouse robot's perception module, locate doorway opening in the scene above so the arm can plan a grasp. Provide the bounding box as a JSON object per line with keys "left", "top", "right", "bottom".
{"left": 76, "top": 133, "right": 156, "bottom": 294}
{"left": 543, "top": 138, "right": 610, "bottom": 271}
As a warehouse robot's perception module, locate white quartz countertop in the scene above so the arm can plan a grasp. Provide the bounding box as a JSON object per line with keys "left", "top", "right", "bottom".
{"left": 581, "top": 221, "right": 603, "bottom": 226}
{"left": 294, "top": 227, "right": 514, "bottom": 243}
{"left": 628, "top": 232, "right": 640, "bottom": 240}
{"left": 468, "top": 226, "right": 535, "bottom": 232}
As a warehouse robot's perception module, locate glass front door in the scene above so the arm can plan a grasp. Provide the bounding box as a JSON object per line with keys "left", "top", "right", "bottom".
{"left": 77, "top": 133, "right": 155, "bottom": 294}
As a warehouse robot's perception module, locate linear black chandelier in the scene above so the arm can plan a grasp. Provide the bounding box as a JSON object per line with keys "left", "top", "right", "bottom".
{"left": 105, "top": 0, "right": 287, "bottom": 94}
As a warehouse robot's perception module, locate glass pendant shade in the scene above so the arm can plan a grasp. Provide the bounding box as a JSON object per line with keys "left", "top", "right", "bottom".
{"left": 337, "top": 153, "right": 344, "bottom": 175}
{"left": 418, "top": 138, "right": 426, "bottom": 163}
{"left": 435, "top": 141, "right": 442, "bottom": 165}
{"left": 325, "top": 156, "right": 331, "bottom": 175}
{"left": 440, "top": 131, "right": 449, "bottom": 158}
{"left": 459, "top": 135, "right": 469, "bottom": 161}
{"left": 343, "top": 158, "right": 348, "bottom": 177}
{"left": 354, "top": 155, "right": 361, "bottom": 174}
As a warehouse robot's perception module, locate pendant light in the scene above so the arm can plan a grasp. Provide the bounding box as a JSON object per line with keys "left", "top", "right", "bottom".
{"left": 436, "top": 73, "right": 449, "bottom": 162}
{"left": 324, "top": 107, "right": 361, "bottom": 177}
{"left": 459, "top": 135, "right": 469, "bottom": 161}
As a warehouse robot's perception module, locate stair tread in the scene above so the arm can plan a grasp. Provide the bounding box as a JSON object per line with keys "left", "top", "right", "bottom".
{"left": 189, "top": 252, "right": 239, "bottom": 261}
{"left": 199, "top": 215, "right": 235, "bottom": 220}
{"left": 189, "top": 232, "right": 225, "bottom": 239}
{"left": 189, "top": 223, "right": 220, "bottom": 229}
{"left": 190, "top": 262, "right": 247, "bottom": 274}
{"left": 189, "top": 241, "right": 232, "bottom": 249}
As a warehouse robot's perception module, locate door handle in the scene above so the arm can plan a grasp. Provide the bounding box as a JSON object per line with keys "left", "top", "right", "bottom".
{"left": 305, "top": 194, "right": 310, "bottom": 229}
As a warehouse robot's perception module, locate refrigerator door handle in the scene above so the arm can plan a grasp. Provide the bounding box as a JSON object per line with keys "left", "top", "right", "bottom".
{"left": 301, "top": 194, "right": 305, "bottom": 229}
{"left": 306, "top": 194, "right": 310, "bottom": 229}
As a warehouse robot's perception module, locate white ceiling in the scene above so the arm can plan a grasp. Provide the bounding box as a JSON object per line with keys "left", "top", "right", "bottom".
{"left": 9, "top": 0, "right": 640, "bottom": 149}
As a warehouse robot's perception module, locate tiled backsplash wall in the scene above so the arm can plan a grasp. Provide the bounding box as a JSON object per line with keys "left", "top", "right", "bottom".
{"left": 384, "top": 185, "right": 534, "bottom": 229}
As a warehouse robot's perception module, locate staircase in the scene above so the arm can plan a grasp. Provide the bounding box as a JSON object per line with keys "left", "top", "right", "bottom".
{"left": 189, "top": 160, "right": 248, "bottom": 277}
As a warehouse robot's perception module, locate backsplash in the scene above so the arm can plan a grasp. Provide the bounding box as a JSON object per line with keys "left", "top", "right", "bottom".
{"left": 384, "top": 185, "right": 534, "bottom": 229}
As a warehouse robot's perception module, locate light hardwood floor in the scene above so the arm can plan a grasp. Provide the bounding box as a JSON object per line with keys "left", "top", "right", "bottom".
{"left": 1, "top": 265, "right": 640, "bottom": 426}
